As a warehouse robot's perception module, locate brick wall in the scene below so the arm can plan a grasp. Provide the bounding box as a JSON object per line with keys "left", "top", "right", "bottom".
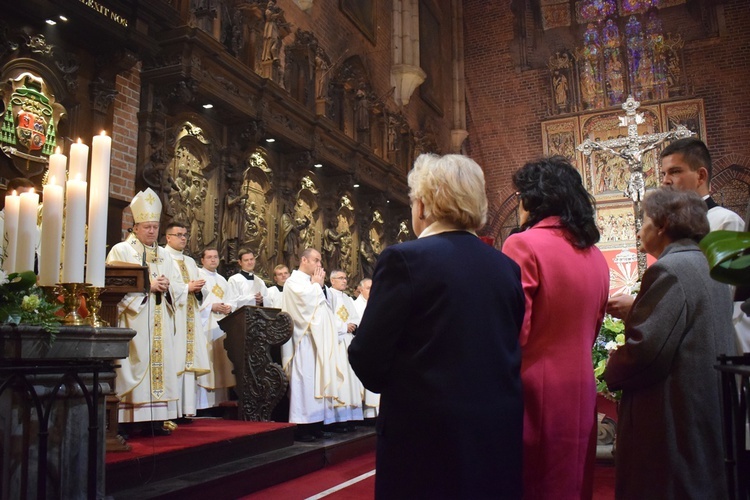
{"left": 111, "top": 62, "right": 141, "bottom": 236}
{"left": 463, "top": 0, "right": 750, "bottom": 237}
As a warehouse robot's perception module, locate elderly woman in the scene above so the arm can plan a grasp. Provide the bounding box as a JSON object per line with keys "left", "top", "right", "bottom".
{"left": 604, "top": 188, "right": 734, "bottom": 499}
{"left": 349, "top": 154, "right": 525, "bottom": 499}
{"left": 502, "top": 156, "right": 609, "bottom": 500}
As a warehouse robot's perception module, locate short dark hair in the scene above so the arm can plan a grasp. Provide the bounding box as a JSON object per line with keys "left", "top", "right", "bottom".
{"left": 200, "top": 247, "right": 218, "bottom": 259}
{"left": 642, "top": 187, "right": 709, "bottom": 243}
{"left": 300, "top": 248, "right": 316, "bottom": 260}
{"left": 7, "top": 177, "right": 35, "bottom": 192}
{"left": 237, "top": 248, "right": 255, "bottom": 260}
{"left": 513, "top": 156, "right": 600, "bottom": 249}
{"left": 165, "top": 221, "right": 187, "bottom": 231}
{"left": 660, "top": 138, "right": 712, "bottom": 180}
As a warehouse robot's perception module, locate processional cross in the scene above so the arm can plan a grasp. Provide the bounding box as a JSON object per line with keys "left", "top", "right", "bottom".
{"left": 577, "top": 96, "right": 694, "bottom": 277}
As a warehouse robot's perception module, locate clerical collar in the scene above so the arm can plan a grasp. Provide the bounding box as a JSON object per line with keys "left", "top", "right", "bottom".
{"left": 418, "top": 220, "right": 476, "bottom": 239}
{"left": 240, "top": 270, "right": 254, "bottom": 280}
{"left": 275, "top": 284, "right": 283, "bottom": 291}
{"left": 702, "top": 194, "right": 719, "bottom": 210}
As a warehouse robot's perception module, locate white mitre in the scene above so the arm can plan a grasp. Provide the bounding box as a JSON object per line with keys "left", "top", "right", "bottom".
{"left": 130, "top": 187, "right": 162, "bottom": 223}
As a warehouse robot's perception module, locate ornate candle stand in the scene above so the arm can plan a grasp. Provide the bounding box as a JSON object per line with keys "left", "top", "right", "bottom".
{"left": 59, "top": 282, "right": 88, "bottom": 326}
{"left": 84, "top": 286, "right": 109, "bottom": 327}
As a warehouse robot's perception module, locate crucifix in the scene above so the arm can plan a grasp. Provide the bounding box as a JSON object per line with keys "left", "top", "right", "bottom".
{"left": 577, "top": 95, "right": 694, "bottom": 277}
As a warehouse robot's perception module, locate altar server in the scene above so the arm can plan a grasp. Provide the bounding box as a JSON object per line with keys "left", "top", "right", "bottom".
{"left": 226, "top": 248, "right": 267, "bottom": 308}
{"left": 197, "top": 248, "right": 236, "bottom": 408}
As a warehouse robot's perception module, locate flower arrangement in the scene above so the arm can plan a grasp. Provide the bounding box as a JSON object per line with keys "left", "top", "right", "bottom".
{"left": 0, "top": 269, "right": 63, "bottom": 341}
{"left": 593, "top": 314, "right": 625, "bottom": 401}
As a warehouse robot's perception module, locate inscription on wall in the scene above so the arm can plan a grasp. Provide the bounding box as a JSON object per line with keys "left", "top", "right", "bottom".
{"left": 77, "top": 0, "right": 129, "bottom": 28}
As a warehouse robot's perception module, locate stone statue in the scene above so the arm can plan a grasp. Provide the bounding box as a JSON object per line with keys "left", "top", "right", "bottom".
{"left": 359, "top": 235, "right": 378, "bottom": 279}
{"left": 315, "top": 50, "right": 330, "bottom": 100}
{"left": 261, "top": 1, "right": 282, "bottom": 62}
{"left": 355, "top": 88, "right": 371, "bottom": 132}
{"left": 221, "top": 183, "right": 247, "bottom": 261}
{"left": 281, "top": 209, "right": 310, "bottom": 268}
{"left": 322, "top": 213, "right": 350, "bottom": 271}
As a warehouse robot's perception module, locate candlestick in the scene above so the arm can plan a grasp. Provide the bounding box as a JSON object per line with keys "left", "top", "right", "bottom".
{"left": 15, "top": 189, "right": 39, "bottom": 273}
{"left": 62, "top": 176, "right": 87, "bottom": 283}
{"left": 60, "top": 282, "right": 87, "bottom": 325}
{"left": 2, "top": 191, "right": 20, "bottom": 273}
{"left": 48, "top": 148, "right": 67, "bottom": 187}
{"left": 84, "top": 285, "right": 109, "bottom": 327}
{"left": 39, "top": 181, "right": 64, "bottom": 286}
{"left": 69, "top": 139, "right": 89, "bottom": 182}
{"left": 86, "top": 132, "right": 112, "bottom": 287}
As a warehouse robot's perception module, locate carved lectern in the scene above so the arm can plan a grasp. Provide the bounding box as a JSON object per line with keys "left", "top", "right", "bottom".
{"left": 101, "top": 264, "right": 148, "bottom": 452}
{"left": 101, "top": 263, "right": 149, "bottom": 327}
{"left": 219, "top": 306, "right": 292, "bottom": 421}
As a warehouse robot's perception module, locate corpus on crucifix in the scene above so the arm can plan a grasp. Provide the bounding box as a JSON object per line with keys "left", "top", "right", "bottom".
{"left": 577, "top": 95, "right": 694, "bottom": 277}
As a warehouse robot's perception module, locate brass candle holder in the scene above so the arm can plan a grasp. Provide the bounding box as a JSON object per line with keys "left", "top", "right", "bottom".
{"left": 39, "top": 284, "right": 63, "bottom": 304}
{"left": 59, "top": 282, "right": 88, "bottom": 326}
{"left": 84, "top": 285, "right": 109, "bottom": 328}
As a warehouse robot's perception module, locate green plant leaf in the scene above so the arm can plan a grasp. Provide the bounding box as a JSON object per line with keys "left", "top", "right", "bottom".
{"left": 700, "top": 231, "right": 750, "bottom": 285}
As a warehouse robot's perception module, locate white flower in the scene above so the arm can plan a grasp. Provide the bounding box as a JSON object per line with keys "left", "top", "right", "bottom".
{"left": 605, "top": 341, "right": 620, "bottom": 351}
{"left": 0, "top": 269, "right": 7, "bottom": 286}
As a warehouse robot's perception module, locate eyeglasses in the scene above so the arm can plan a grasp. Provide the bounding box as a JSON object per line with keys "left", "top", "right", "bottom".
{"left": 167, "top": 233, "right": 190, "bottom": 239}
{"left": 331, "top": 276, "right": 348, "bottom": 280}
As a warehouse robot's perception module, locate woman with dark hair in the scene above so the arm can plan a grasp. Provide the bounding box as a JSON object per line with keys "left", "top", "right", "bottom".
{"left": 604, "top": 188, "right": 734, "bottom": 499}
{"left": 502, "top": 156, "right": 609, "bottom": 500}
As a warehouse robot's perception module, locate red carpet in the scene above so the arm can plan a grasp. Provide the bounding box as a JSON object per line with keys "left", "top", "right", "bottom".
{"left": 243, "top": 451, "right": 616, "bottom": 499}
{"left": 105, "top": 419, "right": 295, "bottom": 465}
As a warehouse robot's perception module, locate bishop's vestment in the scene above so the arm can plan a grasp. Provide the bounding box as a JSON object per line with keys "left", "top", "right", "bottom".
{"left": 106, "top": 234, "right": 181, "bottom": 423}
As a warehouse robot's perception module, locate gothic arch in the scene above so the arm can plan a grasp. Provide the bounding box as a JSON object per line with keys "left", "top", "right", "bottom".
{"left": 710, "top": 154, "right": 750, "bottom": 221}
{"left": 485, "top": 189, "right": 521, "bottom": 248}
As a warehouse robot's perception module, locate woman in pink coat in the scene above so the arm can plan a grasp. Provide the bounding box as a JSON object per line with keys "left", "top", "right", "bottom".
{"left": 503, "top": 156, "right": 609, "bottom": 500}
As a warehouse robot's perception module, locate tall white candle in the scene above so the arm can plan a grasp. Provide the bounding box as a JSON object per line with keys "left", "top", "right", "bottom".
{"left": 86, "top": 131, "right": 112, "bottom": 287}
{"left": 15, "top": 189, "right": 39, "bottom": 273}
{"left": 2, "top": 191, "right": 20, "bottom": 273}
{"left": 48, "top": 148, "right": 67, "bottom": 187}
{"left": 62, "top": 176, "right": 87, "bottom": 283}
{"left": 39, "top": 181, "right": 64, "bottom": 286}
{"left": 69, "top": 139, "right": 89, "bottom": 182}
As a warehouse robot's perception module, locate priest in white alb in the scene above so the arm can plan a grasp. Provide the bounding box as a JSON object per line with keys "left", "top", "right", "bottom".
{"left": 197, "top": 247, "right": 236, "bottom": 408}
{"left": 163, "top": 221, "right": 211, "bottom": 419}
{"left": 327, "top": 269, "right": 364, "bottom": 430}
{"left": 105, "top": 188, "right": 181, "bottom": 435}
{"left": 266, "top": 264, "right": 290, "bottom": 308}
{"left": 281, "top": 248, "right": 345, "bottom": 441}
{"left": 353, "top": 277, "right": 379, "bottom": 419}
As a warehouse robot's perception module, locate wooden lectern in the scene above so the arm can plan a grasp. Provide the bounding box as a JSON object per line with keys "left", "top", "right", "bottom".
{"left": 219, "top": 306, "right": 293, "bottom": 421}
{"left": 101, "top": 263, "right": 148, "bottom": 452}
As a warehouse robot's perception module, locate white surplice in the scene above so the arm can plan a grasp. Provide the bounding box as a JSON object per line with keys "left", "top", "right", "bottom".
{"left": 106, "top": 234, "right": 181, "bottom": 423}
{"left": 266, "top": 284, "right": 284, "bottom": 309}
{"left": 353, "top": 294, "right": 379, "bottom": 418}
{"left": 281, "top": 269, "right": 345, "bottom": 424}
{"left": 226, "top": 272, "right": 268, "bottom": 308}
{"left": 164, "top": 245, "right": 211, "bottom": 417}
{"left": 328, "top": 287, "right": 364, "bottom": 422}
{"left": 196, "top": 268, "right": 236, "bottom": 408}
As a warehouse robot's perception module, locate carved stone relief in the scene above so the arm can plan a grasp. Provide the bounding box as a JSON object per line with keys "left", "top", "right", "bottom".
{"left": 323, "top": 194, "right": 355, "bottom": 277}
{"left": 237, "top": 150, "right": 275, "bottom": 278}
{"left": 359, "top": 210, "right": 384, "bottom": 279}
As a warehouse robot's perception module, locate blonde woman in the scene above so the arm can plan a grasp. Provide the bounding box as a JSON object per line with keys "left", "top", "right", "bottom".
{"left": 350, "top": 153, "right": 525, "bottom": 499}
